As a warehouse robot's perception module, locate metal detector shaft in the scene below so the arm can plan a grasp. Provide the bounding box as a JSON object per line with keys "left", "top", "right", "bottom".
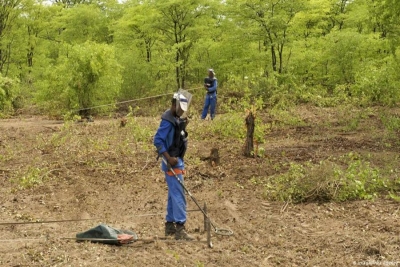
{"left": 161, "top": 157, "right": 218, "bottom": 231}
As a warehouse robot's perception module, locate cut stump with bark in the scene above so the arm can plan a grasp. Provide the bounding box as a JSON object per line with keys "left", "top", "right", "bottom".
{"left": 244, "top": 111, "right": 255, "bottom": 157}
{"left": 200, "top": 148, "right": 220, "bottom": 167}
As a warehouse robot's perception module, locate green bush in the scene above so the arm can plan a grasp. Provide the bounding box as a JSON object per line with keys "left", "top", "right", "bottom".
{"left": 352, "top": 57, "right": 400, "bottom": 106}
{"left": 264, "top": 152, "right": 396, "bottom": 203}
{"left": 0, "top": 75, "right": 17, "bottom": 114}
{"left": 210, "top": 112, "right": 246, "bottom": 139}
{"left": 12, "top": 167, "right": 49, "bottom": 190}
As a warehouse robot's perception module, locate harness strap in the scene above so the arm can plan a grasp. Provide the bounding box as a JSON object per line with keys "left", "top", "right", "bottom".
{"left": 166, "top": 169, "right": 185, "bottom": 176}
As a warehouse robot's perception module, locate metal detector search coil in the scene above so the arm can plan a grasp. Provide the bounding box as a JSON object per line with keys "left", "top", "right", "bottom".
{"left": 214, "top": 228, "right": 234, "bottom": 236}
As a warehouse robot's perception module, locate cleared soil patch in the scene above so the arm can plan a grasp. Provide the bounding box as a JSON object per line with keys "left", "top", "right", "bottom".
{"left": 1, "top": 106, "right": 400, "bottom": 267}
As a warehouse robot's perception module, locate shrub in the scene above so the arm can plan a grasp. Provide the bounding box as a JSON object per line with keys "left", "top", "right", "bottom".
{"left": 0, "top": 75, "right": 17, "bottom": 114}
{"left": 264, "top": 152, "right": 396, "bottom": 203}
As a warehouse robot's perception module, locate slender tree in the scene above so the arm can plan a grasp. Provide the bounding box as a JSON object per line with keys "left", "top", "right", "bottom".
{"left": 152, "top": 0, "right": 209, "bottom": 89}
{"left": 0, "top": 0, "right": 22, "bottom": 74}
{"left": 231, "top": 0, "right": 305, "bottom": 75}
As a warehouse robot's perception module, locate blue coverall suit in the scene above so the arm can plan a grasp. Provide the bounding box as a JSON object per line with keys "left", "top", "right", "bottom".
{"left": 153, "top": 110, "right": 187, "bottom": 224}
{"left": 201, "top": 78, "right": 218, "bottom": 120}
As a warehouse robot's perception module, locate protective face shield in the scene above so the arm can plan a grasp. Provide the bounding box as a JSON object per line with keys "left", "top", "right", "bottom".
{"left": 173, "top": 93, "right": 188, "bottom": 117}
{"left": 208, "top": 68, "right": 215, "bottom": 77}
{"left": 172, "top": 90, "right": 192, "bottom": 118}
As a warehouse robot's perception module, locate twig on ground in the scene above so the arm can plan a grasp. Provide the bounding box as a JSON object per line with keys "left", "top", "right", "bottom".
{"left": 280, "top": 201, "right": 290, "bottom": 213}
{"left": 141, "top": 154, "right": 150, "bottom": 172}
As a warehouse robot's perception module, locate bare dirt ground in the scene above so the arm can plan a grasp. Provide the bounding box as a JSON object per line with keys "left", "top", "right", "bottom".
{"left": 0, "top": 106, "right": 400, "bottom": 267}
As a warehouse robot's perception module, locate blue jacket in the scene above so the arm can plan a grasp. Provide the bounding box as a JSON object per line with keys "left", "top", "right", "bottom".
{"left": 154, "top": 109, "right": 185, "bottom": 171}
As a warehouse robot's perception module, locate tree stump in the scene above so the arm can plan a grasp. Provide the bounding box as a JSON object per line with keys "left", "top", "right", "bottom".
{"left": 209, "top": 148, "right": 220, "bottom": 167}
{"left": 244, "top": 111, "right": 255, "bottom": 157}
{"left": 200, "top": 147, "right": 220, "bottom": 167}
{"left": 120, "top": 117, "right": 128, "bottom": 127}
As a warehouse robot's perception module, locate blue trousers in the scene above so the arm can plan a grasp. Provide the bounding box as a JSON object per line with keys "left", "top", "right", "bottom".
{"left": 201, "top": 94, "right": 217, "bottom": 120}
{"left": 165, "top": 172, "right": 186, "bottom": 224}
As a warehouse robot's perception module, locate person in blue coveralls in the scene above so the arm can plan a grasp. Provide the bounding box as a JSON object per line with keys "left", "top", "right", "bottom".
{"left": 153, "top": 92, "right": 193, "bottom": 240}
{"left": 201, "top": 68, "right": 218, "bottom": 120}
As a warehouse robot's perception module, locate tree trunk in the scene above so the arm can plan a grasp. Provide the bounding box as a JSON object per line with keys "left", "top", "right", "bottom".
{"left": 244, "top": 111, "right": 255, "bottom": 157}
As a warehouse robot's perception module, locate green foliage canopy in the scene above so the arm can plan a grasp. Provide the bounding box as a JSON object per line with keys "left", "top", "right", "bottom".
{"left": 35, "top": 42, "right": 122, "bottom": 116}
{"left": 0, "top": 0, "right": 400, "bottom": 116}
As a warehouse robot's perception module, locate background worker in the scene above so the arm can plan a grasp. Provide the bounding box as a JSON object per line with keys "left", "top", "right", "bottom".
{"left": 153, "top": 92, "right": 193, "bottom": 240}
{"left": 201, "top": 68, "right": 218, "bottom": 120}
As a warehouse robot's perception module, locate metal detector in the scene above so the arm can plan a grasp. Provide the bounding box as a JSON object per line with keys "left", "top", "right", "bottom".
{"left": 162, "top": 157, "right": 233, "bottom": 237}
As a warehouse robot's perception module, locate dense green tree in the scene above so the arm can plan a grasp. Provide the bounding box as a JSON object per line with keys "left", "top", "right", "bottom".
{"left": 1, "top": 0, "right": 400, "bottom": 115}
{"left": 325, "top": 0, "right": 351, "bottom": 32}
{"left": 151, "top": 0, "right": 211, "bottom": 89}
{"left": 230, "top": 0, "right": 305, "bottom": 76}
{"left": 116, "top": 3, "right": 157, "bottom": 63}
{"left": 112, "top": 2, "right": 159, "bottom": 100}
{"left": 17, "top": 0, "right": 50, "bottom": 74}
{"left": 35, "top": 42, "right": 122, "bottom": 116}
{"left": 57, "top": 4, "right": 111, "bottom": 44}
{"left": 50, "top": 0, "right": 93, "bottom": 7}
{"left": 366, "top": 0, "right": 400, "bottom": 54}
{"left": 0, "top": 0, "right": 22, "bottom": 74}
{"left": 189, "top": 1, "right": 245, "bottom": 84}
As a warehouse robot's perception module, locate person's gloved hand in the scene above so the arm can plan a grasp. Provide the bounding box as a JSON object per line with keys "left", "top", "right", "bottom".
{"left": 167, "top": 156, "right": 178, "bottom": 167}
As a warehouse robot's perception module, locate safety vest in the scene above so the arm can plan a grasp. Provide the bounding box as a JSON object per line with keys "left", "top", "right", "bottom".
{"left": 204, "top": 77, "right": 217, "bottom": 95}
{"left": 161, "top": 110, "right": 188, "bottom": 159}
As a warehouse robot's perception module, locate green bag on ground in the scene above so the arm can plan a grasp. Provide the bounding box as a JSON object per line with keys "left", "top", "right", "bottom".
{"left": 76, "top": 223, "right": 137, "bottom": 245}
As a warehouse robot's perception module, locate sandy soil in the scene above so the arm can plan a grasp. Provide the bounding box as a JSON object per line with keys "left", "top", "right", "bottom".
{"left": 0, "top": 107, "right": 399, "bottom": 267}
